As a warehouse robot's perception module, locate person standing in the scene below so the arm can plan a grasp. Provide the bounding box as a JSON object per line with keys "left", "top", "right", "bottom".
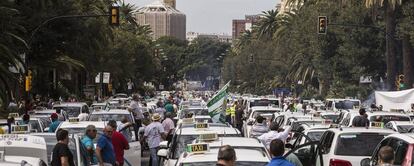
{"left": 352, "top": 108, "right": 370, "bottom": 127}
{"left": 234, "top": 100, "right": 244, "bottom": 135}
{"left": 82, "top": 125, "right": 98, "bottom": 165}
{"left": 267, "top": 139, "right": 294, "bottom": 166}
{"left": 216, "top": 145, "right": 237, "bottom": 166}
{"left": 108, "top": 120, "right": 130, "bottom": 166}
{"left": 162, "top": 112, "right": 175, "bottom": 143}
{"left": 164, "top": 99, "right": 174, "bottom": 114}
{"left": 49, "top": 113, "right": 61, "bottom": 133}
{"left": 128, "top": 95, "right": 143, "bottom": 130}
{"left": 96, "top": 126, "right": 116, "bottom": 166}
{"left": 51, "top": 129, "right": 75, "bottom": 166}
{"left": 117, "top": 116, "right": 133, "bottom": 142}
{"left": 144, "top": 113, "right": 166, "bottom": 166}
{"left": 258, "top": 122, "right": 291, "bottom": 149}
{"left": 154, "top": 102, "right": 166, "bottom": 119}
{"left": 250, "top": 115, "right": 269, "bottom": 138}
{"left": 127, "top": 79, "right": 133, "bottom": 96}
{"left": 6, "top": 116, "right": 15, "bottom": 134}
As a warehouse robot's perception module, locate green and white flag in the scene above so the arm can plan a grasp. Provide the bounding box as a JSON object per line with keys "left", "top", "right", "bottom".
{"left": 207, "top": 81, "right": 230, "bottom": 123}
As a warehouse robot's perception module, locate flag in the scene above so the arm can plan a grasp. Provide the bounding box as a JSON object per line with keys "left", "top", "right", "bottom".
{"left": 207, "top": 81, "right": 230, "bottom": 123}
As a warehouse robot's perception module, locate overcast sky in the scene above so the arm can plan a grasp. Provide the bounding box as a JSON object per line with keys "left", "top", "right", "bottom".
{"left": 125, "top": 0, "right": 280, "bottom": 35}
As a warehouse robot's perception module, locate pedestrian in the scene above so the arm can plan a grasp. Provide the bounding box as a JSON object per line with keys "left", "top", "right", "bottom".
{"left": 81, "top": 125, "right": 98, "bottom": 164}
{"left": 378, "top": 146, "right": 394, "bottom": 166}
{"left": 162, "top": 112, "right": 175, "bottom": 143}
{"left": 51, "top": 129, "right": 75, "bottom": 166}
{"left": 234, "top": 100, "right": 244, "bottom": 135}
{"left": 49, "top": 113, "right": 61, "bottom": 133}
{"left": 96, "top": 126, "right": 116, "bottom": 166}
{"left": 127, "top": 79, "right": 133, "bottom": 96}
{"left": 258, "top": 122, "right": 291, "bottom": 149}
{"left": 216, "top": 145, "right": 236, "bottom": 166}
{"left": 164, "top": 99, "right": 174, "bottom": 114}
{"left": 352, "top": 108, "right": 370, "bottom": 127}
{"left": 144, "top": 113, "right": 166, "bottom": 166}
{"left": 154, "top": 102, "right": 166, "bottom": 119}
{"left": 6, "top": 116, "right": 15, "bottom": 134}
{"left": 117, "top": 116, "right": 133, "bottom": 142}
{"left": 128, "top": 95, "right": 143, "bottom": 130}
{"left": 250, "top": 115, "right": 269, "bottom": 138}
{"left": 78, "top": 108, "right": 89, "bottom": 121}
{"left": 267, "top": 139, "right": 294, "bottom": 166}
{"left": 18, "top": 114, "right": 30, "bottom": 125}
{"left": 107, "top": 120, "right": 130, "bottom": 166}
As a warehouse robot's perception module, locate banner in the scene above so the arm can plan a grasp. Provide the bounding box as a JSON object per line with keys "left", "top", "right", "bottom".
{"left": 207, "top": 81, "right": 230, "bottom": 123}
{"left": 375, "top": 88, "right": 414, "bottom": 112}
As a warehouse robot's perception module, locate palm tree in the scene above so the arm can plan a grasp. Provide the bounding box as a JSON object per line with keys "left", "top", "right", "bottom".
{"left": 257, "top": 9, "right": 279, "bottom": 39}
{"left": 365, "top": 0, "right": 401, "bottom": 90}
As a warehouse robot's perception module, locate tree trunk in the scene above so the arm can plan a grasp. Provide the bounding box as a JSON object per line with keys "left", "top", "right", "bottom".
{"left": 403, "top": 34, "right": 413, "bottom": 89}
{"left": 385, "top": 2, "right": 397, "bottom": 91}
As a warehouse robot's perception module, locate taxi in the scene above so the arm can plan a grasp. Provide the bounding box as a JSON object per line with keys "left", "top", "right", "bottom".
{"left": 243, "top": 106, "right": 282, "bottom": 138}
{"left": 246, "top": 97, "right": 282, "bottom": 114}
{"left": 158, "top": 120, "right": 241, "bottom": 166}
{"left": 56, "top": 119, "right": 141, "bottom": 165}
{"left": 339, "top": 110, "right": 411, "bottom": 127}
{"left": 272, "top": 111, "right": 315, "bottom": 128}
{"left": 318, "top": 125, "right": 396, "bottom": 166}
{"left": 15, "top": 117, "right": 49, "bottom": 133}
{"left": 53, "top": 102, "right": 89, "bottom": 117}
{"left": 325, "top": 98, "right": 361, "bottom": 111}
{"left": 0, "top": 134, "right": 48, "bottom": 166}
{"left": 87, "top": 109, "right": 135, "bottom": 123}
{"left": 289, "top": 123, "right": 331, "bottom": 148}
{"left": 361, "top": 133, "right": 414, "bottom": 166}
{"left": 90, "top": 102, "right": 108, "bottom": 111}
{"left": 384, "top": 121, "right": 414, "bottom": 133}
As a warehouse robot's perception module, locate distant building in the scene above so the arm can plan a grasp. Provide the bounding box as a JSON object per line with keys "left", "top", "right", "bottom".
{"left": 134, "top": 0, "right": 186, "bottom": 40}
{"left": 276, "top": 3, "right": 281, "bottom": 11}
{"left": 186, "top": 32, "right": 232, "bottom": 43}
{"left": 232, "top": 15, "right": 260, "bottom": 40}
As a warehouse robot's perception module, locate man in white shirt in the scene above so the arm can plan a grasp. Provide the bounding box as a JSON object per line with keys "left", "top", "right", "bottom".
{"left": 129, "top": 95, "right": 143, "bottom": 129}
{"left": 258, "top": 122, "right": 291, "bottom": 149}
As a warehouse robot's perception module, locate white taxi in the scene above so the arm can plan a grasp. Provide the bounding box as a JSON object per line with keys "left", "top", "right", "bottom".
{"left": 318, "top": 126, "right": 396, "bottom": 166}
{"left": 158, "top": 121, "right": 241, "bottom": 166}
{"left": 272, "top": 111, "right": 316, "bottom": 128}
{"left": 0, "top": 134, "right": 48, "bottom": 166}
{"left": 53, "top": 102, "right": 89, "bottom": 117}
{"left": 243, "top": 106, "right": 281, "bottom": 138}
{"left": 384, "top": 121, "right": 414, "bottom": 133}
{"left": 339, "top": 111, "right": 411, "bottom": 127}
{"left": 15, "top": 117, "right": 49, "bottom": 133}
{"left": 361, "top": 133, "right": 414, "bottom": 166}
{"left": 290, "top": 123, "right": 331, "bottom": 148}
{"left": 56, "top": 120, "right": 141, "bottom": 165}
{"left": 87, "top": 109, "right": 135, "bottom": 123}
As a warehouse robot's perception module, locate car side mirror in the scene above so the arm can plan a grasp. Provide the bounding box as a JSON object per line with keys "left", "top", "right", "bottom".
{"left": 360, "top": 158, "right": 371, "bottom": 166}
{"left": 285, "top": 143, "right": 293, "bottom": 149}
{"left": 44, "top": 127, "right": 49, "bottom": 132}
{"left": 157, "top": 149, "right": 168, "bottom": 158}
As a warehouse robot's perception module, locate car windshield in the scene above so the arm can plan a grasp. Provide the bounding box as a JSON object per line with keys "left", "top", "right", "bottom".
{"left": 28, "top": 119, "right": 44, "bottom": 132}
{"left": 181, "top": 162, "right": 268, "bottom": 166}
{"left": 88, "top": 113, "right": 133, "bottom": 122}
{"left": 369, "top": 115, "right": 410, "bottom": 124}
{"left": 334, "top": 100, "right": 359, "bottom": 109}
{"left": 54, "top": 107, "right": 81, "bottom": 117}
{"left": 397, "top": 125, "right": 414, "bottom": 133}
{"left": 250, "top": 100, "right": 279, "bottom": 107}
{"left": 179, "top": 109, "right": 209, "bottom": 119}
{"left": 61, "top": 127, "right": 104, "bottom": 135}
{"left": 252, "top": 111, "right": 276, "bottom": 119}
{"left": 335, "top": 133, "right": 389, "bottom": 156}
{"left": 307, "top": 131, "right": 324, "bottom": 141}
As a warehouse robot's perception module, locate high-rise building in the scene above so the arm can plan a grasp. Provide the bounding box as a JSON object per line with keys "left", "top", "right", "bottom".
{"left": 232, "top": 15, "right": 260, "bottom": 40}
{"left": 134, "top": 0, "right": 186, "bottom": 40}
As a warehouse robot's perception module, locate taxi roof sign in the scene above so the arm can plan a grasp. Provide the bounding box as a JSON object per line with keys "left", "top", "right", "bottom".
{"left": 68, "top": 117, "right": 80, "bottom": 123}
{"left": 181, "top": 118, "right": 195, "bottom": 124}
{"left": 194, "top": 123, "right": 209, "bottom": 129}
{"left": 370, "top": 122, "right": 384, "bottom": 128}
{"left": 197, "top": 133, "right": 218, "bottom": 141}
{"left": 322, "top": 119, "right": 333, "bottom": 125}
{"left": 8, "top": 113, "right": 19, "bottom": 118}
{"left": 186, "top": 143, "right": 209, "bottom": 154}
{"left": 11, "top": 125, "right": 30, "bottom": 134}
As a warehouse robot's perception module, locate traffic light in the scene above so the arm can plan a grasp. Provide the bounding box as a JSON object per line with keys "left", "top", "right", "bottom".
{"left": 318, "top": 16, "right": 327, "bottom": 34}
{"left": 109, "top": 6, "right": 120, "bottom": 26}
{"left": 25, "top": 70, "right": 32, "bottom": 92}
{"left": 248, "top": 54, "right": 254, "bottom": 63}
{"left": 398, "top": 74, "right": 405, "bottom": 90}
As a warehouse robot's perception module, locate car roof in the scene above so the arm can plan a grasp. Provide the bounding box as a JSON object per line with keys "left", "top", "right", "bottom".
{"left": 53, "top": 102, "right": 87, "bottom": 107}
{"left": 91, "top": 109, "right": 130, "bottom": 114}
{"left": 327, "top": 127, "right": 396, "bottom": 134}
{"left": 249, "top": 97, "right": 279, "bottom": 100}
{"left": 203, "top": 137, "right": 264, "bottom": 148}
{"left": 58, "top": 121, "right": 106, "bottom": 129}
{"left": 92, "top": 103, "right": 107, "bottom": 106}
{"left": 386, "top": 133, "right": 414, "bottom": 144}
{"left": 388, "top": 121, "right": 414, "bottom": 125}
{"left": 181, "top": 148, "right": 269, "bottom": 163}
{"left": 251, "top": 107, "right": 282, "bottom": 111}
{"left": 4, "top": 156, "right": 42, "bottom": 165}
{"left": 0, "top": 134, "right": 46, "bottom": 149}
{"left": 177, "top": 126, "right": 240, "bottom": 136}
{"left": 34, "top": 109, "right": 56, "bottom": 113}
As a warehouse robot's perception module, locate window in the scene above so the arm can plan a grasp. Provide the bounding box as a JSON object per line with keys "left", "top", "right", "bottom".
{"left": 371, "top": 138, "right": 391, "bottom": 165}
{"left": 334, "top": 133, "right": 387, "bottom": 156}
{"left": 320, "top": 131, "right": 334, "bottom": 154}
{"left": 388, "top": 138, "right": 408, "bottom": 165}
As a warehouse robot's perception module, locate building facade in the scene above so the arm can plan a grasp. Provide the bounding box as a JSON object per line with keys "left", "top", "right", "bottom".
{"left": 134, "top": 0, "right": 186, "bottom": 40}
{"left": 232, "top": 15, "right": 260, "bottom": 40}
{"left": 186, "top": 32, "right": 232, "bottom": 43}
